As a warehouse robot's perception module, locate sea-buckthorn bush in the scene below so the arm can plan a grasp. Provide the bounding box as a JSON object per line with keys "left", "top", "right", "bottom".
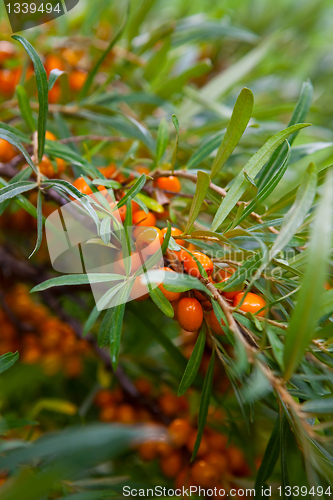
{"left": 0, "top": 0, "right": 333, "bottom": 497}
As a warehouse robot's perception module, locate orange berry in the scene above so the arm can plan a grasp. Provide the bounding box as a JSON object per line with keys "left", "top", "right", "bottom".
{"left": 49, "top": 82, "right": 61, "bottom": 103}
{"left": 160, "top": 450, "right": 183, "bottom": 478}
{"left": 0, "top": 67, "right": 21, "bottom": 95}
{"left": 135, "top": 165, "right": 150, "bottom": 175}
{"left": 98, "top": 163, "right": 117, "bottom": 179}
{"left": 160, "top": 227, "right": 183, "bottom": 246}
{"left": 181, "top": 250, "right": 214, "bottom": 279}
{"left": 136, "top": 226, "right": 161, "bottom": 256}
{"left": 191, "top": 460, "right": 219, "bottom": 488}
{"left": 187, "top": 432, "right": 209, "bottom": 457}
{"left": 168, "top": 418, "right": 192, "bottom": 447}
{"left": 44, "top": 54, "right": 65, "bottom": 76}
{"left": 155, "top": 176, "right": 181, "bottom": 196}
{"left": 116, "top": 404, "right": 136, "bottom": 424}
{"left": 133, "top": 210, "right": 156, "bottom": 228}
{"left": 159, "top": 393, "right": 181, "bottom": 417}
{"left": 116, "top": 251, "right": 144, "bottom": 276}
{"left": 135, "top": 378, "right": 152, "bottom": 397}
{"left": 94, "top": 389, "right": 114, "bottom": 407}
{"left": 73, "top": 177, "right": 93, "bottom": 196}
{"left": 158, "top": 267, "right": 181, "bottom": 302}
{"left": 139, "top": 441, "right": 158, "bottom": 462}
{"left": 204, "top": 452, "right": 228, "bottom": 473}
{"left": 233, "top": 292, "right": 266, "bottom": 317}
{"left": 99, "top": 405, "right": 117, "bottom": 422}
{"left": 226, "top": 446, "right": 248, "bottom": 475}
{"left": 129, "top": 275, "right": 149, "bottom": 302}
{"left": 45, "top": 130, "right": 57, "bottom": 141}
{"left": 0, "top": 138, "right": 17, "bottom": 163}
{"left": 178, "top": 298, "right": 203, "bottom": 332}
{"left": 109, "top": 202, "right": 127, "bottom": 223}
{"left": 206, "top": 432, "right": 228, "bottom": 451}
{"left": 62, "top": 47, "right": 84, "bottom": 66}
{"left": 69, "top": 69, "right": 88, "bottom": 92}
{"left": 156, "top": 440, "right": 174, "bottom": 457}
{"left": 218, "top": 268, "right": 244, "bottom": 300}
{"left": 208, "top": 309, "right": 225, "bottom": 335}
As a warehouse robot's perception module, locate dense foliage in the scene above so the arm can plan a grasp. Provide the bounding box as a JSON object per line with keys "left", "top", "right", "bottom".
{"left": 0, "top": 0, "right": 333, "bottom": 498}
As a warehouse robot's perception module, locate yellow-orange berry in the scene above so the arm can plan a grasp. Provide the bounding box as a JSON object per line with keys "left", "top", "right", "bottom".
{"left": 133, "top": 210, "right": 156, "bottom": 229}
{"left": 155, "top": 176, "right": 181, "bottom": 196}
{"left": 178, "top": 298, "right": 203, "bottom": 332}
{"left": 233, "top": 292, "right": 266, "bottom": 317}
{"left": 160, "top": 450, "right": 183, "bottom": 478}
{"left": 69, "top": 69, "right": 88, "bottom": 91}
{"left": 208, "top": 309, "right": 225, "bottom": 335}
{"left": 136, "top": 226, "right": 161, "bottom": 256}
{"left": 168, "top": 418, "right": 192, "bottom": 448}
{"left": 181, "top": 250, "right": 214, "bottom": 279}
{"left": 191, "top": 460, "right": 219, "bottom": 488}
{"left": 158, "top": 267, "right": 181, "bottom": 302}
{"left": 0, "top": 139, "right": 17, "bottom": 163}
{"left": 160, "top": 227, "right": 183, "bottom": 246}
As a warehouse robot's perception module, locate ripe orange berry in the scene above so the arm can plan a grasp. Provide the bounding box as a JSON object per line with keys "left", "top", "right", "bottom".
{"left": 45, "top": 130, "right": 57, "bottom": 141}
{"left": 136, "top": 226, "right": 161, "bottom": 256}
{"left": 99, "top": 405, "right": 117, "bottom": 422}
{"left": 135, "top": 378, "right": 152, "bottom": 396}
{"left": 181, "top": 250, "right": 214, "bottom": 279}
{"left": 37, "top": 155, "right": 65, "bottom": 177}
{"left": 178, "top": 298, "right": 203, "bottom": 332}
{"left": 159, "top": 393, "right": 181, "bottom": 417}
{"left": 191, "top": 460, "right": 219, "bottom": 488}
{"left": 226, "top": 446, "right": 248, "bottom": 475}
{"left": 160, "top": 227, "right": 183, "bottom": 246}
{"left": 187, "top": 432, "right": 209, "bottom": 457}
{"left": 160, "top": 450, "right": 183, "bottom": 478}
{"left": 208, "top": 309, "right": 225, "bottom": 335}
{"left": 129, "top": 275, "right": 149, "bottom": 302}
{"left": 158, "top": 267, "right": 181, "bottom": 302}
{"left": 44, "top": 54, "right": 65, "bottom": 76}
{"left": 69, "top": 69, "right": 88, "bottom": 92}
{"left": 0, "top": 139, "right": 17, "bottom": 163}
{"left": 0, "top": 67, "right": 21, "bottom": 95}
{"left": 204, "top": 452, "right": 228, "bottom": 473}
{"left": 155, "top": 176, "right": 181, "bottom": 196}
{"left": 73, "top": 177, "right": 93, "bottom": 195}
{"left": 206, "top": 432, "right": 227, "bottom": 451}
{"left": 94, "top": 389, "right": 114, "bottom": 407}
{"left": 135, "top": 165, "right": 150, "bottom": 175}
{"left": 139, "top": 441, "right": 158, "bottom": 462}
{"left": 98, "top": 164, "right": 116, "bottom": 178}
{"left": 116, "top": 404, "right": 136, "bottom": 424}
{"left": 168, "top": 418, "right": 192, "bottom": 447}
{"left": 109, "top": 202, "right": 127, "bottom": 223}
{"left": 133, "top": 210, "right": 156, "bottom": 228}
{"left": 62, "top": 47, "right": 84, "bottom": 66}
{"left": 0, "top": 41, "right": 15, "bottom": 63}
{"left": 49, "top": 82, "right": 61, "bottom": 103}
{"left": 233, "top": 292, "right": 266, "bottom": 317}
{"left": 218, "top": 267, "right": 244, "bottom": 300}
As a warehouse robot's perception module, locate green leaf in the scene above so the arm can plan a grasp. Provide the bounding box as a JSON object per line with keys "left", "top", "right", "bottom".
{"left": 257, "top": 80, "right": 313, "bottom": 190}
{"left": 149, "top": 286, "right": 174, "bottom": 318}
{"left": 155, "top": 60, "right": 212, "bottom": 99}
{"left": 255, "top": 416, "right": 280, "bottom": 496}
{"left": 187, "top": 131, "right": 224, "bottom": 170}
{"left": 12, "top": 35, "right": 48, "bottom": 163}
{"left": 31, "top": 274, "right": 125, "bottom": 293}
{"left": 16, "top": 84, "right": 35, "bottom": 132}
{"left": 48, "top": 69, "right": 65, "bottom": 90}
{"left": 29, "top": 190, "right": 43, "bottom": 259}
{"left": 0, "top": 351, "right": 19, "bottom": 374}
{"left": 266, "top": 327, "right": 284, "bottom": 371}
{"left": 184, "top": 171, "right": 210, "bottom": 233}
{"left": 211, "top": 123, "right": 311, "bottom": 231}
{"left": 0, "top": 181, "right": 37, "bottom": 204}
{"left": 178, "top": 328, "right": 206, "bottom": 396}
{"left": 280, "top": 412, "right": 291, "bottom": 500}
{"left": 79, "top": 2, "right": 130, "bottom": 99}
{"left": 301, "top": 395, "right": 333, "bottom": 415}
{"left": 110, "top": 302, "right": 126, "bottom": 371}
{"left": 83, "top": 305, "right": 101, "bottom": 338}
{"left": 211, "top": 88, "right": 254, "bottom": 178}
{"left": 156, "top": 118, "right": 169, "bottom": 163}
{"left": 98, "top": 308, "right": 114, "bottom": 348}
{"left": 284, "top": 170, "right": 333, "bottom": 380}
{"left": 117, "top": 174, "right": 146, "bottom": 209}
{"left": 268, "top": 162, "right": 317, "bottom": 262}
{"left": 135, "top": 192, "right": 164, "bottom": 213}
{"left": 191, "top": 350, "right": 215, "bottom": 461}
{"left": 0, "top": 127, "right": 37, "bottom": 174}
{"left": 171, "top": 114, "right": 180, "bottom": 171}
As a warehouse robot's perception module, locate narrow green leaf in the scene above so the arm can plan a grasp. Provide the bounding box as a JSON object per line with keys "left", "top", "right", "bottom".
{"left": 48, "top": 69, "right": 65, "bottom": 90}
{"left": 255, "top": 416, "right": 280, "bottom": 496}
{"left": 0, "top": 128, "right": 37, "bottom": 174}
{"left": 110, "top": 302, "right": 126, "bottom": 371}
{"left": 178, "top": 328, "right": 206, "bottom": 396}
{"left": 284, "top": 170, "right": 333, "bottom": 380}
{"left": 16, "top": 84, "right": 35, "bottom": 132}
{"left": 280, "top": 411, "right": 292, "bottom": 500}
{"left": 184, "top": 171, "right": 210, "bottom": 233}
{"left": 171, "top": 114, "right": 179, "bottom": 171}
{"left": 211, "top": 123, "right": 310, "bottom": 231}
{"left": 29, "top": 190, "right": 43, "bottom": 259}
{"left": 155, "top": 60, "right": 212, "bottom": 99}
{"left": 149, "top": 286, "right": 174, "bottom": 318}
{"left": 268, "top": 162, "right": 317, "bottom": 261}
{"left": 0, "top": 351, "right": 19, "bottom": 374}
{"left": 301, "top": 395, "right": 333, "bottom": 415}
{"left": 211, "top": 88, "right": 253, "bottom": 178}
{"left": 31, "top": 274, "right": 125, "bottom": 293}
{"left": 83, "top": 305, "right": 101, "bottom": 338}
{"left": 0, "top": 181, "right": 37, "bottom": 204}
{"left": 187, "top": 131, "right": 224, "bottom": 170}
{"left": 79, "top": 2, "right": 130, "bottom": 99}
{"left": 12, "top": 35, "right": 48, "bottom": 163}
{"left": 258, "top": 80, "right": 313, "bottom": 190}
{"left": 117, "top": 174, "right": 146, "bottom": 209}
{"left": 191, "top": 350, "right": 215, "bottom": 461}
{"left": 98, "top": 308, "right": 114, "bottom": 348}
{"left": 156, "top": 118, "right": 169, "bottom": 163}
{"left": 135, "top": 192, "right": 164, "bottom": 213}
